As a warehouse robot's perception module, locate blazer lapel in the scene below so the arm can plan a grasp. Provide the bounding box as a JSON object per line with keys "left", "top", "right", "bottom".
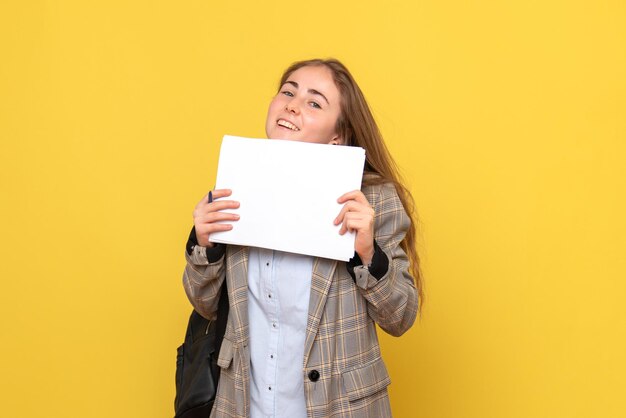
{"left": 225, "top": 245, "right": 250, "bottom": 345}
{"left": 303, "top": 257, "right": 337, "bottom": 365}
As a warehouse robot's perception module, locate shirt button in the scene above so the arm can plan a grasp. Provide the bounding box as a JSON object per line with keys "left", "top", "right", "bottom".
{"left": 272, "top": 323, "right": 277, "bottom": 328}
{"left": 266, "top": 262, "right": 270, "bottom": 266}
{"left": 308, "top": 370, "right": 320, "bottom": 382}
{"left": 268, "top": 386, "right": 272, "bottom": 391}
{"left": 270, "top": 354, "right": 274, "bottom": 359}
{"left": 268, "top": 294, "right": 272, "bottom": 298}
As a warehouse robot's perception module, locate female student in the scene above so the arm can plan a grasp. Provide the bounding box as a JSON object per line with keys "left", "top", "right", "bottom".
{"left": 183, "top": 58, "right": 423, "bottom": 418}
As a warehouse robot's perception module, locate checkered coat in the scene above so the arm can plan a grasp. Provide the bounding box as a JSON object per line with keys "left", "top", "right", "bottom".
{"left": 183, "top": 181, "right": 419, "bottom": 417}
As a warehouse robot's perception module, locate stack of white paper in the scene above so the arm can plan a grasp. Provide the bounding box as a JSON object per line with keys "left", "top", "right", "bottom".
{"left": 210, "top": 135, "right": 366, "bottom": 261}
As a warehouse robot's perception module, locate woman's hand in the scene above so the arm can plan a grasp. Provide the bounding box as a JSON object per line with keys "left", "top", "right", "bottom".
{"left": 193, "top": 189, "right": 240, "bottom": 247}
{"left": 335, "top": 190, "right": 375, "bottom": 265}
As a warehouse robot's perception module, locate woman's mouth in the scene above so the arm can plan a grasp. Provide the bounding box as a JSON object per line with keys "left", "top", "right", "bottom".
{"left": 277, "top": 119, "right": 300, "bottom": 131}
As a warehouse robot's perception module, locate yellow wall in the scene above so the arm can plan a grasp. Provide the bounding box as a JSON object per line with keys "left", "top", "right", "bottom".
{"left": 1, "top": 1, "right": 624, "bottom": 417}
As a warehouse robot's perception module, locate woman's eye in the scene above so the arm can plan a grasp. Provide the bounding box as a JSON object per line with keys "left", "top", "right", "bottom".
{"left": 281, "top": 90, "right": 294, "bottom": 97}
{"left": 309, "top": 101, "right": 321, "bottom": 109}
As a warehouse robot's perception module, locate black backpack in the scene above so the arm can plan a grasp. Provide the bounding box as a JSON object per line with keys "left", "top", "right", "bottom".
{"left": 174, "top": 284, "right": 229, "bottom": 418}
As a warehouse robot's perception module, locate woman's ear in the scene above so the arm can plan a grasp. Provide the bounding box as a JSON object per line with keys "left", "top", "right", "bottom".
{"left": 329, "top": 135, "right": 344, "bottom": 145}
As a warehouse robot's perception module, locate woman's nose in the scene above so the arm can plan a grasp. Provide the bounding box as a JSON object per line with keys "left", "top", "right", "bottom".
{"left": 285, "top": 99, "right": 300, "bottom": 114}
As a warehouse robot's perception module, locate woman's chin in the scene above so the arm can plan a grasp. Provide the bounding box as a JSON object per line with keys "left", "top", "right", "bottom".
{"left": 268, "top": 129, "right": 300, "bottom": 141}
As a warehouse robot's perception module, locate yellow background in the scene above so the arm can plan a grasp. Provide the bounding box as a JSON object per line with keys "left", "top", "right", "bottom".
{"left": 1, "top": 1, "right": 624, "bottom": 417}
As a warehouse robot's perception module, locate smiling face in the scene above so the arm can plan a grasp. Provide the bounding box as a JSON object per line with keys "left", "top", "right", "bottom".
{"left": 265, "top": 65, "right": 343, "bottom": 144}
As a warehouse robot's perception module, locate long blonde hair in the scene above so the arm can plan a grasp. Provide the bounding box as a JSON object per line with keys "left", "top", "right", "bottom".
{"left": 278, "top": 58, "right": 424, "bottom": 308}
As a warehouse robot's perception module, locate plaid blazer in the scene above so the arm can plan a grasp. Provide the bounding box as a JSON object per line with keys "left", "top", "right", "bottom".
{"left": 183, "top": 181, "right": 419, "bottom": 417}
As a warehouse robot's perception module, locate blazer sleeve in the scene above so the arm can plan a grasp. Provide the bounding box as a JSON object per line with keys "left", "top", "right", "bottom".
{"left": 182, "top": 229, "right": 227, "bottom": 321}
{"left": 354, "top": 182, "right": 419, "bottom": 337}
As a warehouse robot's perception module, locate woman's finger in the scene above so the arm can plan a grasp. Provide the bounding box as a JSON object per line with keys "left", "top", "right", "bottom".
{"left": 338, "top": 212, "right": 370, "bottom": 235}
{"left": 334, "top": 201, "right": 362, "bottom": 225}
{"left": 334, "top": 200, "right": 374, "bottom": 225}
{"left": 207, "top": 199, "right": 240, "bottom": 213}
{"left": 201, "top": 211, "right": 240, "bottom": 223}
{"left": 337, "top": 190, "right": 369, "bottom": 205}
{"left": 201, "top": 222, "right": 234, "bottom": 234}
{"left": 207, "top": 188, "right": 232, "bottom": 200}
{"left": 196, "top": 223, "right": 234, "bottom": 246}
{"left": 334, "top": 201, "right": 357, "bottom": 225}
{"left": 196, "top": 189, "right": 233, "bottom": 208}
{"left": 193, "top": 200, "right": 240, "bottom": 218}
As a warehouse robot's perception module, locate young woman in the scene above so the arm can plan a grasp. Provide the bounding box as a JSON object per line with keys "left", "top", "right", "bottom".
{"left": 183, "top": 58, "right": 423, "bottom": 418}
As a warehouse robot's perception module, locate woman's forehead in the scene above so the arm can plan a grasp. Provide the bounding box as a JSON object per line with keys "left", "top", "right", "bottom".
{"left": 285, "top": 66, "right": 339, "bottom": 98}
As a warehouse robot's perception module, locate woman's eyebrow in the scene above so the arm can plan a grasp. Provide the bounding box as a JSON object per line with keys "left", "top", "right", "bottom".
{"left": 309, "top": 89, "right": 329, "bottom": 105}
{"left": 283, "top": 81, "right": 330, "bottom": 105}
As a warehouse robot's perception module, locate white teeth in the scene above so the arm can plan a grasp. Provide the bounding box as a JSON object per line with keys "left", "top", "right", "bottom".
{"left": 278, "top": 119, "right": 300, "bottom": 131}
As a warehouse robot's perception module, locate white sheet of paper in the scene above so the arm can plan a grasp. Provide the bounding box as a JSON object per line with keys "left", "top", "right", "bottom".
{"left": 210, "top": 135, "right": 366, "bottom": 261}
